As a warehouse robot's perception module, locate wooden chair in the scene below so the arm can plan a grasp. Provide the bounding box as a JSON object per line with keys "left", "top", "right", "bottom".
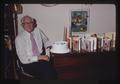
{"left": 16, "top": 58, "right": 34, "bottom": 80}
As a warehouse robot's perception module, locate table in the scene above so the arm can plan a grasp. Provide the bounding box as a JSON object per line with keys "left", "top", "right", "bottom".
{"left": 50, "top": 51, "right": 117, "bottom": 80}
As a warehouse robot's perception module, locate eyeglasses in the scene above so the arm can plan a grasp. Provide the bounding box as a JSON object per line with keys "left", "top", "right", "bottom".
{"left": 22, "top": 22, "right": 33, "bottom": 25}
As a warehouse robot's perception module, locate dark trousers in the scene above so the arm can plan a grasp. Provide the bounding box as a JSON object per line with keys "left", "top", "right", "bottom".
{"left": 22, "top": 60, "right": 58, "bottom": 80}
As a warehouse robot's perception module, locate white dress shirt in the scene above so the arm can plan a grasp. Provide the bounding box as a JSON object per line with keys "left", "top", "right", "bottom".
{"left": 15, "top": 28, "right": 51, "bottom": 64}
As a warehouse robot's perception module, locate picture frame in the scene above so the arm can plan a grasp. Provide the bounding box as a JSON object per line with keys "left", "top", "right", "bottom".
{"left": 71, "top": 9, "right": 90, "bottom": 34}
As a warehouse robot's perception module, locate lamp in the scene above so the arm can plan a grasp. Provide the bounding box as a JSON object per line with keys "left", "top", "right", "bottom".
{"left": 41, "top": 4, "right": 57, "bottom": 7}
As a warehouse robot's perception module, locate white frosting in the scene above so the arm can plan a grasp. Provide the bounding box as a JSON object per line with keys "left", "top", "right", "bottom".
{"left": 50, "top": 41, "right": 70, "bottom": 54}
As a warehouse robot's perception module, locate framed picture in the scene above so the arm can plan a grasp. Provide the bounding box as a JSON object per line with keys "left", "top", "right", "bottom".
{"left": 71, "top": 9, "right": 89, "bottom": 33}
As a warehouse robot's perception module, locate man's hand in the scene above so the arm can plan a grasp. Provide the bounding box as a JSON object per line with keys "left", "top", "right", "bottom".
{"left": 38, "top": 55, "right": 49, "bottom": 61}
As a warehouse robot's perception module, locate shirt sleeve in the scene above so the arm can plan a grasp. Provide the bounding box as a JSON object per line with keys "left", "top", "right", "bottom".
{"left": 15, "top": 37, "right": 38, "bottom": 64}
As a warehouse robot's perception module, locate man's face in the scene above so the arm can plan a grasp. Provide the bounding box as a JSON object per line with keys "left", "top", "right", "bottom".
{"left": 22, "top": 17, "right": 34, "bottom": 33}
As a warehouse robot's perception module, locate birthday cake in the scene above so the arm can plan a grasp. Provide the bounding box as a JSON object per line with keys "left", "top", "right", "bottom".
{"left": 50, "top": 41, "right": 70, "bottom": 54}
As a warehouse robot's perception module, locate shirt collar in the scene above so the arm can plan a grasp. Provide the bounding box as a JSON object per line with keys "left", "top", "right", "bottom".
{"left": 22, "top": 30, "right": 31, "bottom": 39}
{"left": 23, "top": 29, "right": 36, "bottom": 38}
{"left": 24, "top": 30, "right": 30, "bottom": 35}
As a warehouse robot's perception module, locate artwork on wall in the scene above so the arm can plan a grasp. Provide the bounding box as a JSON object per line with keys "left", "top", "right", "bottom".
{"left": 71, "top": 9, "right": 90, "bottom": 33}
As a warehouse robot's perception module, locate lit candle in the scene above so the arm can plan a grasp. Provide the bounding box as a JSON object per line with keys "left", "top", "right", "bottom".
{"left": 78, "top": 38, "right": 81, "bottom": 53}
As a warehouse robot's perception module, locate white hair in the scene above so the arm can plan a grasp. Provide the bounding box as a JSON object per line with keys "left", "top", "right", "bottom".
{"left": 21, "top": 15, "right": 34, "bottom": 23}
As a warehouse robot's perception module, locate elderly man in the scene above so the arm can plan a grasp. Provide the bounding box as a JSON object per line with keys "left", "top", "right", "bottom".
{"left": 15, "top": 15, "right": 57, "bottom": 79}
